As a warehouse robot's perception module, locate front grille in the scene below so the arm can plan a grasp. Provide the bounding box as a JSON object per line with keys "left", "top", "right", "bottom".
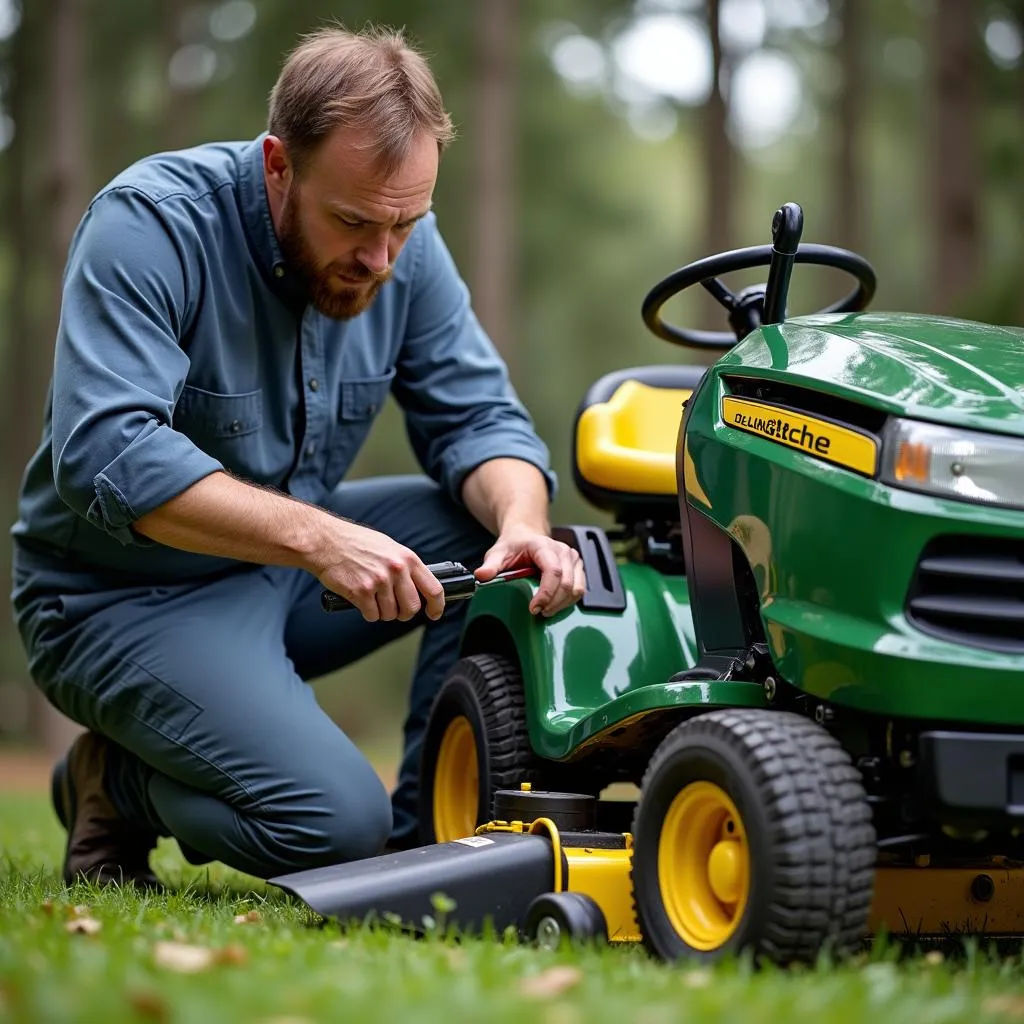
{"left": 907, "top": 536, "right": 1024, "bottom": 654}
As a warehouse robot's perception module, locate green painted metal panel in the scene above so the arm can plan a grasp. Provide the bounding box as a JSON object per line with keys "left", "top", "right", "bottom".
{"left": 721, "top": 313, "right": 1024, "bottom": 434}
{"left": 684, "top": 328, "right": 1024, "bottom": 725}
{"left": 460, "top": 564, "right": 755, "bottom": 759}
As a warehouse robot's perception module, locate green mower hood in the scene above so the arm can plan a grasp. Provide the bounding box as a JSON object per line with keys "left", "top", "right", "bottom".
{"left": 680, "top": 309, "right": 1024, "bottom": 724}
{"left": 724, "top": 312, "right": 1024, "bottom": 435}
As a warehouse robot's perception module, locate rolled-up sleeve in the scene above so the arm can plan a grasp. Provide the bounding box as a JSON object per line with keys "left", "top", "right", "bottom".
{"left": 51, "top": 188, "right": 223, "bottom": 545}
{"left": 393, "top": 218, "right": 557, "bottom": 504}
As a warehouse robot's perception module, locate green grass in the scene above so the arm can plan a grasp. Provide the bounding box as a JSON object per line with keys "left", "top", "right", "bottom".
{"left": 3, "top": 793, "right": 1024, "bottom": 1024}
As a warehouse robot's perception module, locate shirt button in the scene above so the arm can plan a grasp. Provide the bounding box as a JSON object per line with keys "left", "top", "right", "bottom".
{"left": 230, "top": 420, "right": 241, "bottom": 433}
{"left": 273, "top": 265, "right": 285, "bottom": 279}
{"left": 305, "top": 443, "right": 316, "bottom": 458}
{"left": 308, "top": 378, "right": 319, "bottom": 392}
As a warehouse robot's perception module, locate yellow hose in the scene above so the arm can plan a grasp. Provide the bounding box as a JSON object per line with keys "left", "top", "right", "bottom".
{"left": 528, "top": 817, "right": 564, "bottom": 893}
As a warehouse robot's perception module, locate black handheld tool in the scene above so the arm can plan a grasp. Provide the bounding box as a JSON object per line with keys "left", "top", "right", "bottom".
{"left": 321, "top": 561, "right": 535, "bottom": 613}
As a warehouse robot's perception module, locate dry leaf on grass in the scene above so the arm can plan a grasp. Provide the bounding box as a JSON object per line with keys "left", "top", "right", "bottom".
{"left": 68, "top": 904, "right": 90, "bottom": 919}
{"left": 924, "top": 950, "right": 944, "bottom": 966}
{"left": 39, "top": 900, "right": 54, "bottom": 916}
{"left": 127, "top": 989, "right": 169, "bottom": 1022}
{"left": 65, "top": 917, "right": 102, "bottom": 935}
{"left": 153, "top": 942, "right": 215, "bottom": 973}
{"left": 984, "top": 995, "right": 1024, "bottom": 1019}
{"left": 153, "top": 940, "right": 248, "bottom": 973}
{"left": 519, "top": 966, "right": 583, "bottom": 999}
{"left": 214, "top": 944, "right": 249, "bottom": 967}
{"left": 233, "top": 909, "right": 262, "bottom": 925}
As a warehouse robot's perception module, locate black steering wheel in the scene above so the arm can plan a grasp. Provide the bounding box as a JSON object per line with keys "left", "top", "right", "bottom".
{"left": 641, "top": 203, "right": 877, "bottom": 350}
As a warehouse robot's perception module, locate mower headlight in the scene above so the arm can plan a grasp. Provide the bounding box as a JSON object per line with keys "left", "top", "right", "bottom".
{"left": 880, "top": 418, "right": 1024, "bottom": 510}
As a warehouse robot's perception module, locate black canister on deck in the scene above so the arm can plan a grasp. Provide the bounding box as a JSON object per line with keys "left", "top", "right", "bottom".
{"left": 492, "top": 784, "right": 597, "bottom": 832}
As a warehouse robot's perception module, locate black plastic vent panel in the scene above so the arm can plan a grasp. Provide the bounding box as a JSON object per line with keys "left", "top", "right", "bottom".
{"left": 908, "top": 535, "right": 1024, "bottom": 654}
{"left": 722, "top": 375, "right": 888, "bottom": 435}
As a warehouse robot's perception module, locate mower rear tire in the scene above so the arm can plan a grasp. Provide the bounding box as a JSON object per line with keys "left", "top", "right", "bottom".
{"left": 418, "top": 654, "right": 546, "bottom": 844}
{"left": 631, "top": 709, "right": 876, "bottom": 965}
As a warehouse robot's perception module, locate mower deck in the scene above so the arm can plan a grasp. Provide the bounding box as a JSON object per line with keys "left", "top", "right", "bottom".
{"left": 272, "top": 797, "right": 1024, "bottom": 948}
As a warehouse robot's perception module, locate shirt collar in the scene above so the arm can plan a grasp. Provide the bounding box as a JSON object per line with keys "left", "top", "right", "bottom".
{"left": 239, "top": 133, "right": 308, "bottom": 308}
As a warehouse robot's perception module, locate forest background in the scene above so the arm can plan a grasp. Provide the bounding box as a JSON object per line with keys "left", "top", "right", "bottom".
{"left": 2, "top": 0, "right": 1021, "bottom": 766}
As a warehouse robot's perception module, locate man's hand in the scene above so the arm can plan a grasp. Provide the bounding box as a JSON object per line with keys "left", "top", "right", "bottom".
{"left": 474, "top": 524, "right": 585, "bottom": 617}
{"left": 313, "top": 520, "right": 445, "bottom": 623}
{"left": 460, "top": 457, "right": 585, "bottom": 617}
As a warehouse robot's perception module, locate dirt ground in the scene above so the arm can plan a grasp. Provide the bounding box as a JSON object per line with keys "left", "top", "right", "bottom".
{"left": 0, "top": 749, "right": 53, "bottom": 793}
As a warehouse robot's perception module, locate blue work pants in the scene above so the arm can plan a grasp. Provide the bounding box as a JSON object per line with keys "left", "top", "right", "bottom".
{"left": 12, "top": 476, "right": 493, "bottom": 878}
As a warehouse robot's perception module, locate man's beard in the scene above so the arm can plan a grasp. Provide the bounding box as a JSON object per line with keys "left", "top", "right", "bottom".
{"left": 277, "top": 189, "right": 391, "bottom": 320}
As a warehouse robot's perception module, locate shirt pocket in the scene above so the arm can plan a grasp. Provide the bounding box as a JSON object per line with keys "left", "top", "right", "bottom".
{"left": 172, "top": 385, "right": 265, "bottom": 478}
{"left": 339, "top": 368, "right": 396, "bottom": 422}
{"left": 174, "top": 385, "right": 263, "bottom": 438}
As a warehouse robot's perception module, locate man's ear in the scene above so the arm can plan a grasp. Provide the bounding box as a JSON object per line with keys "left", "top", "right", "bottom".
{"left": 262, "top": 135, "right": 293, "bottom": 196}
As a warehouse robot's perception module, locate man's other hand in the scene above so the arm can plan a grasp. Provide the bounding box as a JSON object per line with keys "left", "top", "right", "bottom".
{"left": 474, "top": 526, "right": 585, "bottom": 617}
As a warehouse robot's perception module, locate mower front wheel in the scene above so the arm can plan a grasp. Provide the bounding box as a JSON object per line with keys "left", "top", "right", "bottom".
{"left": 631, "top": 709, "right": 876, "bottom": 965}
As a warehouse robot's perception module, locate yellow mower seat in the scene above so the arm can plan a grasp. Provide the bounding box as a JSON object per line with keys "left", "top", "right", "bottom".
{"left": 573, "top": 365, "right": 706, "bottom": 519}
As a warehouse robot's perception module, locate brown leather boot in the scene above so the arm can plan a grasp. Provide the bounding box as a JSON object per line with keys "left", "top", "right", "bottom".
{"left": 51, "top": 731, "right": 163, "bottom": 890}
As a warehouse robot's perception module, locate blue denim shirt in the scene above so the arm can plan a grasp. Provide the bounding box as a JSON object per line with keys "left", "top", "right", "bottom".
{"left": 11, "top": 135, "right": 554, "bottom": 588}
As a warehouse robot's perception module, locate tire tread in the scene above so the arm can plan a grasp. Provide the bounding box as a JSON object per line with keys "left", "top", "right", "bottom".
{"left": 631, "top": 709, "right": 876, "bottom": 964}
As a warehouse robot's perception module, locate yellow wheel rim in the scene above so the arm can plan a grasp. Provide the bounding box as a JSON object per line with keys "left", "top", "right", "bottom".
{"left": 658, "top": 780, "right": 750, "bottom": 951}
{"left": 432, "top": 716, "right": 479, "bottom": 842}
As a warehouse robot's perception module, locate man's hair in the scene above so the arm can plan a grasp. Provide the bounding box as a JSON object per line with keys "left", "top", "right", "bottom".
{"left": 268, "top": 24, "right": 456, "bottom": 176}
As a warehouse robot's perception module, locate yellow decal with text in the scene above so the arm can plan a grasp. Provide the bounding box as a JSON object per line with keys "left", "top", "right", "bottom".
{"left": 721, "top": 396, "right": 878, "bottom": 476}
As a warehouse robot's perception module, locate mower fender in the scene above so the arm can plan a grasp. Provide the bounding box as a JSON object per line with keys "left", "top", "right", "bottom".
{"left": 459, "top": 562, "right": 762, "bottom": 760}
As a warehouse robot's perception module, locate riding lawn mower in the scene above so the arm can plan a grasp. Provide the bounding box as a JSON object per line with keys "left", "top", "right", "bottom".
{"left": 274, "top": 202, "right": 1024, "bottom": 966}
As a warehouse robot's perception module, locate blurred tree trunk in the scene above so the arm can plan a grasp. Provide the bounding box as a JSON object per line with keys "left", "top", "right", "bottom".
{"left": 0, "top": 0, "right": 39, "bottom": 736}
{"left": 30, "top": 0, "right": 89, "bottom": 756}
{"left": 700, "top": 0, "right": 732, "bottom": 328}
{"left": 929, "top": 0, "right": 980, "bottom": 315}
{"left": 48, "top": 0, "right": 88, "bottom": 330}
{"left": 833, "top": 0, "right": 863, "bottom": 253}
{"left": 470, "top": 0, "right": 519, "bottom": 374}
{"left": 2, "top": 2, "right": 38, "bottom": 512}
{"left": 163, "top": 0, "right": 197, "bottom": 149}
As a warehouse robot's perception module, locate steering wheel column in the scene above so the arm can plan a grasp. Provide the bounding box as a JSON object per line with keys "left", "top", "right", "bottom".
{"left": 641, "top": 202, "right": 877, "bottom": 351}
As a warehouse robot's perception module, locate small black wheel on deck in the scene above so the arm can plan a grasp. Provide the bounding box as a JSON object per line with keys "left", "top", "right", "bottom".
{"left": 523, "top": 892, "right": 608, "bottom": 949}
